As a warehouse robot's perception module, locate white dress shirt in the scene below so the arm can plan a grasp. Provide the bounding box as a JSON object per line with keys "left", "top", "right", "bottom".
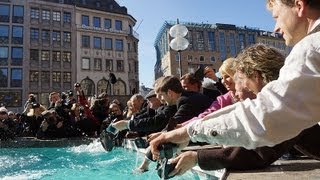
{"left": 187, "top": 24, "right": 320, "bottom": 149}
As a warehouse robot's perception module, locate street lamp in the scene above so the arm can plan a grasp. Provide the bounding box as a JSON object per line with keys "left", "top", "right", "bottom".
{"left": 169, "top": 19, "right": 189, "bottom": 77}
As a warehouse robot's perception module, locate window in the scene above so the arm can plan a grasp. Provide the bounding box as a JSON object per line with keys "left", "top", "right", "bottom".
{"left": 41, "top": 50, "right": 49, "bottom": 61}
{"left": 30, "top": 28, "right": 39, "bottom": 40}
{"left": 248, "top": 34, "right": 255, "bottom": 45}
{"left": 82, "top": 58, "right": 90, "bottom": 70}
{"left": 219, "top": 32, "right": 226, "bottom": 60}
{"left": 53, "top": 11, "right": 61, "bottom": 22}
{"left": 82, "top": 35, "right": 90, "bottom": 48}
{"left": 208, "top": 32, "right": 215, "bottom": 51}
{"left": 187, "top": 55, "right": 193, "bottom": 61}
{"left": 12, "top": 26, "right": 23, "bottom": 44}
{"left": 196, "top": 31, "right": 204, "bottom": 50}
{"left": 52, "top": 51, "right": 61, "bottom": 61}
{"left": 229, "top": 33, "right": 236, "bottom": 57}
{"left": 175, "top": 53, "right": 179, "bottom": 62}
{"left": 210, "top": 56, "right": 215, "bottom": 62}
{"left": 94, "top": 37, "right": 101, "bottom": 49}
{"left": 62, "top": 51, "right": 71, "bottom": 62}
{"left": 134, "top": 61, "right": 138, "bottom": 73}
{"left": 104, "top": 18, "right": 111, "bottom": 29}
{"left": 30, "top": 8, "right": 39, "bottom": 19}
{"left": 0, "top": 68, "right": 8, "bottom": 87}
{"left": 82, "top": 15, "right": 89, "bottom": 26}
{"left": 94, "top": 58, "right": 102, "bottom": 70}
{"left": 199, "top": 56, "right": 205, "bottom": 62}
{"left": 115, "top": 39, "right": 123, "bottom": 51}
{"left": 115, "top": 20, "right": 122, "bottom": 31}
{"left": 116, "top": 60, "right": 124, "bottom": 72}
{"left": 52, "top": 72, "right": 61, "bottom": 82}
{"left": 0, "top": 4, "right": 10, "bottom": 22}
{"left": 63, "top": 32, "right": 71, "bottom": 42}
{"left": 106, "top": 59, "right": 113, "bottom": 71}
{"left": 41, "top": 71, "right": 50, "bottom": 82}
{"left": 0, "top": 46, "right": 8, "bottom": 65}
{"left": 93, "top": 17, "right": 101, "bottom": 27}
{"left": 30, "top": 71, "right": 39, "bottom": 82}
{"left": 63, "top": 12, "right": 71, "bottom": 23}
{"left": 30, "top": 49, "right": 39, "bottom": 61}
{"left": 42, "top": 10, "right": 50, "bottom": 20}
{"left": 0, "top": 25, "right": 9, "bottom": 43}
{"left": 11, "top": 68, "right": 22, "bottom": 87}
{"left": 63, "top": 72, "right": 71, "bottom": 82}
{"left": 42, "top": 30, "right": 50, "bottom": 41}
{"left": 52, "top": 31, "right": 61, "bottom": 42}
{"left": 13, "top": 5, "right": 24, "bottom": 23}
{"left": 105, "top": 38, "right": 112, "bottom": 50}
{"left": 239, "top": 33, "right": 245, "bottom": 50}
{"left": 11, "top": 47, "right": 23, "bottom": 66}
{"left": 127, "top": 43, "right": 131, "bottom": 51}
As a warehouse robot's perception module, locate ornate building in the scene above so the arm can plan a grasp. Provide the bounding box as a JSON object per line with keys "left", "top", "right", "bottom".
{"left": 154, "top": 21, "right": 291, "bottom": 79}
{"left": 0, "top": 0, "right": 139, "bottom": 111}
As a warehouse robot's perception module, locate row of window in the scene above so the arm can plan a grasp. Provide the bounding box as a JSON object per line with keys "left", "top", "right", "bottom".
{"left": 0, "top": 46, "right": 23, "bottom": 66}
{"left": 30, "top": 28, "right": 71, "bottom": 43}
{"left": 183, "top": 55, "right": 217, "bottom": 62}
{"left": 81, "top": 15, "right": 122, "bottom": 30}
{"left": 81, "top": 35, "right": 124, "bottom": 51}
{"left": 30, "top": 49, "right": 71, "bottom": 62}
{"left": 0, "top": 68, "right": 22, "bottom": 87}
{"left": 0, "top": 4, "right": 24, "bottom": 23}
{"left": 81, "top": 58, "right": 124, "bottom": 72}
{"left": 30, "top": 8, "right": 71, "bottom": 23}
{"left": 29, "top": 71, "right": 71, "bottom": 83}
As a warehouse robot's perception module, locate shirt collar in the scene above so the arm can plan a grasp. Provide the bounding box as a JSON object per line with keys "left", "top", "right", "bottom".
{"left": 310, "top": 17, "right": 320, "bottom": 32}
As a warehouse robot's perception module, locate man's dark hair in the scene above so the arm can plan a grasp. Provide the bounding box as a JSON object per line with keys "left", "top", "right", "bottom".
{"left": 180, "top": 73, "right": 202, "bottom": 90}
{"left": 156, "top": 76, "right": 183, "bottom": 94}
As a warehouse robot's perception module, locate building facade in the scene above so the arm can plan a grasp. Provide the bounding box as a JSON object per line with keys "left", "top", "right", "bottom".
{"left": 154, "top": 21, "right": 291, "bottom": 79}
{"left": 0, "top": 0, "right": 139, "bottom": 111}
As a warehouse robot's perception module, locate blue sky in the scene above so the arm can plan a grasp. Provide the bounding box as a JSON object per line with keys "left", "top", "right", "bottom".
{"left": 116, "top": 0, "right": 276, "bottom": 88}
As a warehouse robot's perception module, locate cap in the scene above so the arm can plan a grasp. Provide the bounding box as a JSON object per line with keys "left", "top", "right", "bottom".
{"left": 8, "top": 111, "right": 14, "bottom": 116}
{"left": 145, "top": 90, "right": 156, "bottom": 99}
{"left": 0, "top": 106, "right": 8, "bottom": 114}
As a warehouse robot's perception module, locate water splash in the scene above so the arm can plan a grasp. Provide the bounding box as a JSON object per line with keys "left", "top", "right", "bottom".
{"left": 67, "top": 138, "right": 105, "bottom": 154}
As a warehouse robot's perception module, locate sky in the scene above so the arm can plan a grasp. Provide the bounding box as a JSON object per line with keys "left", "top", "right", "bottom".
{"left": 115, "top": 0, "right": 276, "bottom": 88}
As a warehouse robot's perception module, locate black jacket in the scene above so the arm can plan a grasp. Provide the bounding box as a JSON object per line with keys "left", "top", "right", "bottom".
{"left": 128, "top": 105, "right": 177, "bottom": 134}
{"left": 169, "top": 91, "right": 213, "bottom": 126}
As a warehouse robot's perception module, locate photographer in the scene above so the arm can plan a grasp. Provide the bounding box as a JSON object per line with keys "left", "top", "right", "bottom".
{"left": 22, "top": 94, "right": 37, "bottom": 115}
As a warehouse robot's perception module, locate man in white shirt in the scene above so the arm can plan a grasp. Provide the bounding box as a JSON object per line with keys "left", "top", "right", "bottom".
{"left": 150, "top": 0, "right": 320, "bottom": 163}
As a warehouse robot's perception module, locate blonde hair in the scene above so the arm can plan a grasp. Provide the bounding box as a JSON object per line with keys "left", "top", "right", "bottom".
{"left": 219, "top": 58, "right": 236, "bottom": 78}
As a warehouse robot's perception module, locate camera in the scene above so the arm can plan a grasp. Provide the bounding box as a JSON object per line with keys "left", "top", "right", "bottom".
{"left": 61, "top": 92, "right": 67, "bottom": 100}
{"left": 74, "top": 82, "right": 81, "bottom": 88}
{"left": 106, "top": 123, "right": 119, "bottom": 135}
{"left": 100, "top": 129, "right": 115, "bottom": 151}
{"left": 157, "top": 158, "right": 177, "bottom": 179}
{"left": 134, "top": 137, "right": 149, "bottom": 149}
{"left": 158, "top": 143, "right": 177, "bottom": 159}
{"left": 194, "top": 65, "right": 205, "bottom": 81}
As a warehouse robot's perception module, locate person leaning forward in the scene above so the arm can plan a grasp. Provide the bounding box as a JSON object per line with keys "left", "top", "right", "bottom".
{"left": 149, "top": 0, "right": 320, "bottom": 154}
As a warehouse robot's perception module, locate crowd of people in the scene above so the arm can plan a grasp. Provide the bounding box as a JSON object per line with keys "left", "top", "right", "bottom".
{"left": 1, "top": 0, "right": 320, "bottom": 178}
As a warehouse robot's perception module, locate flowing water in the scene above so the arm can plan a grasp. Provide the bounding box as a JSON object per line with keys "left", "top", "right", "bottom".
{"left": 0, "top": 139, "right": 200, "bottom": 180}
